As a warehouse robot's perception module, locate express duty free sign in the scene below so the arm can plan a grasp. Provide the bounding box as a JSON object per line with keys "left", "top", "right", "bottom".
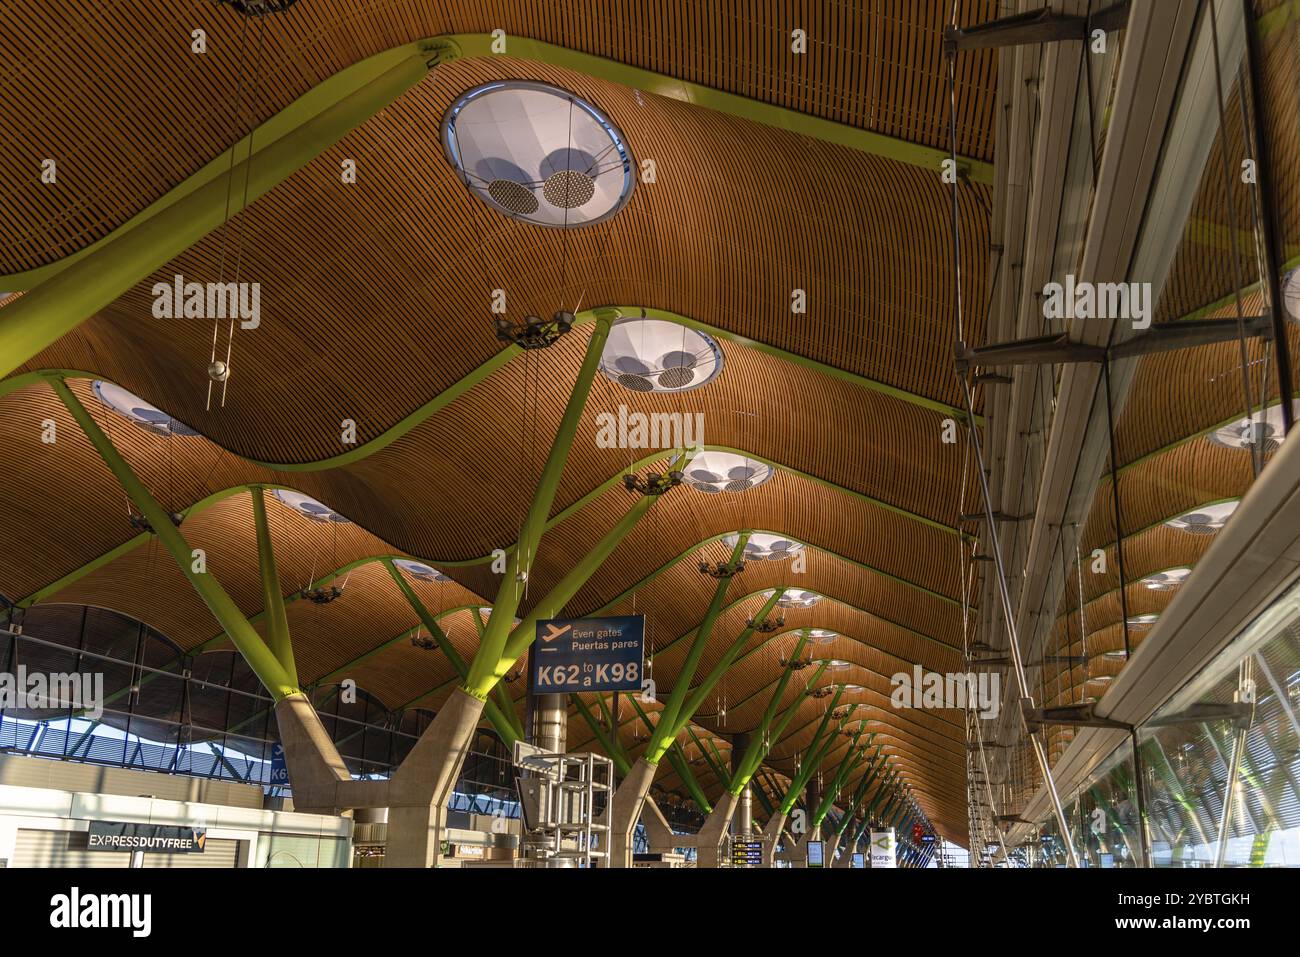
{"left": 531, "top": 615, "right": 645, "bottom": 693}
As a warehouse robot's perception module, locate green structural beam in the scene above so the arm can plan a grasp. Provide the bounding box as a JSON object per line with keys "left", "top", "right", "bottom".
{"left": 0, "top": 51, "right": 436, "bottom": 379}
{"left": 462, "top": 311, "right": 615, "bottom": 698}
{"left": 250, "top": 486, "right": 297, "bottom": 686}
{"left": 814, "top": 730, "right": 872, "bottom": 825}
{"left": 622, "top": 695, "right": 712, "bottom": 813}
{"left": 383, "top": 559, "right": 521, "bottom": 745}
{"left": 731, "top": 638, "right": 815, "bottom": 790}
{"left": 466, "top": 604, "right": 526, "bottom": 740}
{"left": 835, "top": 749, "right": 886, "bottom": 839}
{"left": 49, "top": 376, "right": 298, "bottom": 700}
{"left": 644, "top": 535, "right": 749, "bottom": 761}
{"left": 571, "top": 694, "right": 630, "bottom": 776}
{"left": 778, "top": 686, "right": 849, "bottom": 815}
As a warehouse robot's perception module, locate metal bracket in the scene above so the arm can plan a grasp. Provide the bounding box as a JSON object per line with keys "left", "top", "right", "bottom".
{"left": 1022, "top": 701, "right": 1131, "bottom": 733}
{"left": 422, "top": 38, "right": 462, "bottom": 69}
{"left": 960, "top": 510, "right": 1031, "bottom": 523}
{"left": 1141, "top": 701, "right": 1254, "bottom": 730}
{"left": 954, "top": 315, "right": 1272, "bottom": 373}
{"left": 943, "top": 2, "right": 1130, "bottom": 53}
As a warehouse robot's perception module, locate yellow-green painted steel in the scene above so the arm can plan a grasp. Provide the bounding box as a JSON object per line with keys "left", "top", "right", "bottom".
{"left": 250, "top": 486, "right": 297, "bottom": 686}
{"left": 49, "top": 376, "right": 299, "bottom": 700}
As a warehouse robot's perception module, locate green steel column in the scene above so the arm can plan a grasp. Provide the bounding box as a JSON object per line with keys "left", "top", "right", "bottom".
{"left": 686, "top": 725, "right": 731, "bottom": 786}
{"left": 836, "top": 748, "right": 885, "bottom": 838}
{"left": 496, "top": 492, "right": 658, "bottom": 673}
{"left": 463, "top": 311, "right": 616, "bottom": 697}
{"left": 625, "top": 695, "right": 711, "bottom": 813}
{"left": 646, "top": 535, "right": 750, "bottom": 754}
{"left": 0, "top": 53, "right": 434, "bottom": 379}
{"left": 778, "top": 687, "right": 849, "bottom": 815}
{"left": 382, "top": 559, "right": 521, "bottom": 745}
{"left": 731, "top": 633, "right": 808, "bottom": 787}
{"left": 732, "top": 657, "right": 827, "bottom": 792}
{"left": 572, "top": 694, "right": 631, "bottom": 775}
{"left": 250, "top": 486, "right": 297, "bottom": 685}
{"left": 50, "top": 376, "right": 298, "bottom": 699}
{"left": 814, "top": 729, "right": 871, "bottom": 825}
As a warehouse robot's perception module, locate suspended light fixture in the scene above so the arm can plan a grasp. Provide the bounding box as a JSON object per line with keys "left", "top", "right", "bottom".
{"left": 272, "top": 489, "right": 351, "bottom": 524}
{"left": 1164, "top": 500, "right": 1238, "bottom": 535}
{"left": 749, "top": 612, "right": 785, "bottom": 633}
{"left": 1140, "top": 567, "right": 1191, "bottom": 591}
{"left": 599, "top": 315, "right": 723, "bottom": 393}
{"left": 442, "top": 81, "right": 634, "bottom": 228}
{"left": 682, "top": 450, "right": 772, "bottom": 493}
{"left": 393, "top": 560, "right": 449, "bottom": 583}
{"left": 218, "top": 0, "right": 298, "bottom": 14}
{"left": 722, "top": 533, "right": 803, "bottom": 562}
{"left": 492, "top": 311, "right": 574, "bottom": 350}
{"left": 623, "top": 469, "right": 683, "bottom": 496}
{"left": 91, "top": 381, "right": 199, "bottom": 437}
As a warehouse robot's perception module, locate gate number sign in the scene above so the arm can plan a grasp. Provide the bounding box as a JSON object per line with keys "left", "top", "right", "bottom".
{"left": 531, "top": 615, "right": 645, "bottom": 693}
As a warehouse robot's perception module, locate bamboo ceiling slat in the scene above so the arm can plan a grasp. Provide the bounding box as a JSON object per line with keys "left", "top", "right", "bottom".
{"left": 0, "top": 1, "right": 998, "bottom": 271}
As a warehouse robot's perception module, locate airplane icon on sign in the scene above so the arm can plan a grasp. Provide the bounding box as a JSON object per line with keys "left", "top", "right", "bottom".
{"left": 539, "top": 622, "right": 571, "bottom": 650}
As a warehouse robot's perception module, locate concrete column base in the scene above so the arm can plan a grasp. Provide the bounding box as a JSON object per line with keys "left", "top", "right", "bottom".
{"left": 275, "top": 688, "right": 487, "bottom": 868}
{"left": 760, "top": 811, "right": 786, "bottom": 867}
{"left": 640, "top": 796, "right": 677, "bottom": 855}
{"left": 694, "top": 792, "right": 738, "bottom": 868}
{"left": 605, "top": 757, "right": 658, "bottom": 868}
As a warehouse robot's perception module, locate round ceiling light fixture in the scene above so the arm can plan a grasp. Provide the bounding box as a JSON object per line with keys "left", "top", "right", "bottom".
{"left": 722, "top": 533, "right": 803, "bottom": 562}
{"left": 1140, "top": 567, "right": 1192, "bottom": 591}
{"left": 393, "top": 560, "right": 449, "bottom": 583}
{"left": 775, "top": 589, "right": 822, "bottom": 609}
{"left": 1164, "top": 500, "right": 1239, "bottom": 535}
{"left": 807, "top": 629, "right": 838, "bottom": 644}
{"left": 599, "top": 315, "right": 723, "bottom": 393}
{"left": 1207, "top": 401, "right": 1297, "bottom": 454}
{"left": 271, "top": 490, "right": 351, "bottom": 524}
{"left": 92, "top": 381, "right": 199, "bottom": 438}
{"left": 683, "top": 450, "right": 773, "bottom": 494}
{"left": 442, "top": 81, "right": 634, "bottom": 229}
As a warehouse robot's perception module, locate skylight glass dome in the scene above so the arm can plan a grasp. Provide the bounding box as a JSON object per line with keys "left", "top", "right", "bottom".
{"left": 722, "top": 533, "right": 803, "bottom": 562}
{"left": 1141, "top": 567, "right": 1191, "bottom": 591}
{"left": 91, "top": 380, "right": 199, "bottom": 437}
{"left": 393, "top": 560, "right": 449, "bottom": 583}
{"left": 807, "top": 629, "right": 838, "bottom": 644}
{"left": 1164, "top": 500, "right": 1238, "bottom": 535}
{"left": 599, "top": 316, "right": 723, "bottom": 393}
{"left": 774, "top": 589, "right": 821, "bottom": 609}
{"left": 683, "top": 451, "right": 772, "bottom": 493}
{"left": 1208, "top": 401, "right": 1297, "bottom": 453}
{"left": 1284, "top": 267, "right": 1300, "bottom": 323}
{"left": 272, "top": 490, "right": 351, "bottom": 524}
{"left": 441, "top": 81, "right": 634, "bottom": 228}
{"left": 1126, "top": 613, "right": 1160, "bottom": 629}
{"left": 823, "top": 659, "right": 851, "bottom": 671}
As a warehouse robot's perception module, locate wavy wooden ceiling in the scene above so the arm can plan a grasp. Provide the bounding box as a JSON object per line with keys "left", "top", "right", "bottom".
{"left": 0, "top": 0, "right": 1014, "bottom": 840}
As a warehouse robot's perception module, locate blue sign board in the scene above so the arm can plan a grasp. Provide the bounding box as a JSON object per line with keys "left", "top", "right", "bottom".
{"left": 531, "top": 615, "right": 645, "bottom": 693}
{"left": 269, "top": 742, "right": 289, "bottom": 786}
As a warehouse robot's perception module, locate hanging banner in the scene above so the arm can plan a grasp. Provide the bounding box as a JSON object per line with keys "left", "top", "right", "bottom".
{"left": 531, "top": 615, "right": 645, "bottom": 693}
{"left": 869, "top": 828, "right": 897, "bottom": 868}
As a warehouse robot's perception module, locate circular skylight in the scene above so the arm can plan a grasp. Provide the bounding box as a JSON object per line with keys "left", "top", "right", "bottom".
{"left": 91, "top": 381, "right": 199, "bottom": 437}
{"left": 807, "top": 629, "right": 838, "bottom": 644}
{"left": 1125, "top": 613, "right": 1159, "bottom": 630}
{"left": 775, "top": 589, "right": 821, "bottom": 609}
{"left": 841, "top": 682, "right": 863, "bottom": 691}
{"left": 1140, "top": 567, "right": 1191, "bottom": 591}
{"left": 1284, "top": 267, "right": 1300, "bottom": 323}
{"left": 441, "top": 81, "right": 634, "bottom": 228}
{"left": 272, "top": 490, "right": 351, "bottom": 524}
{"left": 683, "top": 450, "right": 772, "bottom": 494}
{"left": 823, "top": 659, "right": 851, "bottom": 671}
{"left": 394, "top": 560, "right": 449, "bottom": 583}
{"left": 1208, "top": 402, "right": 1296, "bottom": 453}
{"left": 723, "top": 533, "right": 803, "bottom": 562}
{"left": 1164, "top": 500, "right": 1238, "bottom": 535}
{"left": 599, "top": 317, "right": 723, "bottom": 393}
